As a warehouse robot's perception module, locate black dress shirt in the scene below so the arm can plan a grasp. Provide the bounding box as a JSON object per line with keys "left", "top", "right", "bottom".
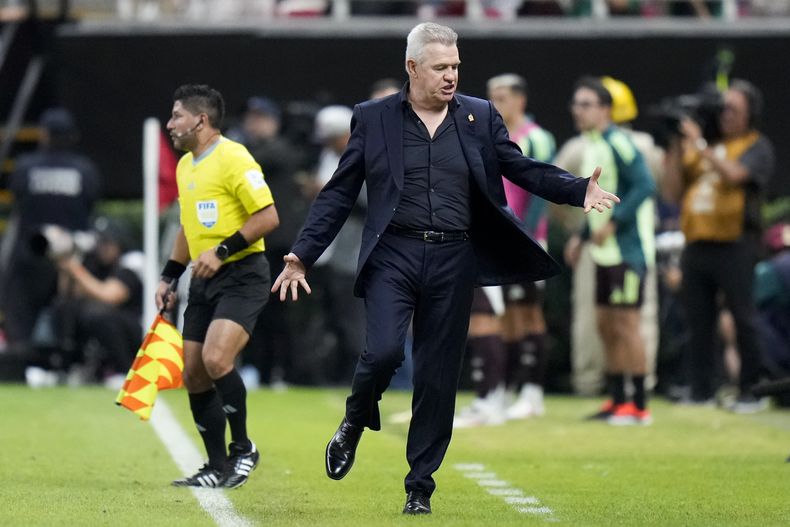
{"left": 390, "top": 93, "right": 471, "bottom": 232}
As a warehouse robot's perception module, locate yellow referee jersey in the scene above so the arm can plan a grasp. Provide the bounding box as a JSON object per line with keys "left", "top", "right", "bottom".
{"left": 177, "top": 137, "right": 274, "bottom": 263}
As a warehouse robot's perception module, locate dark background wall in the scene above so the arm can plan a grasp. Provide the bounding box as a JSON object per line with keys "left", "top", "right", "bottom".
{"left": 50, "top": 30, "right": 788, "bottom": 198}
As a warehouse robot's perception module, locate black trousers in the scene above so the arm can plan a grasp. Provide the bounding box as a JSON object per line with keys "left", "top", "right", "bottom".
{"left": 345, "top": 231, "right": 475, "bottom": 496}
{"left": 2, "top": 253, "right": 58, "bottom": 346}
{"left": 681, "top": 239, "right": 762, "bottom": 398}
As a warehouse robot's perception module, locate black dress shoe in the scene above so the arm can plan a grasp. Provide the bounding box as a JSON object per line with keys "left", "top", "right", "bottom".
{"left": 325, "top": 417, "right": 363, "bottom": 480}
{"left": 403, "top": 491, "right": 431, "bottom": 515}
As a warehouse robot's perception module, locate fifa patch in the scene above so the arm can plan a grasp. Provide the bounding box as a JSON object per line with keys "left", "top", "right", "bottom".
{"left": 196, "top": 200, "right": 218, "bottom": 228}
{"left": 245, "top": 170, "right": 268, "bottom": 190}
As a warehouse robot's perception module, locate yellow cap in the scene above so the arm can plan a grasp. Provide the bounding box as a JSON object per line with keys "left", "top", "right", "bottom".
{"left": 601, "top": 76, "right": 638, "bottom": 123}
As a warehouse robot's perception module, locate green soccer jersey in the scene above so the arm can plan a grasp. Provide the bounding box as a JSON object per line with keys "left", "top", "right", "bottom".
{"left": 580, "top": 126, "right": 656, "bottom": 274}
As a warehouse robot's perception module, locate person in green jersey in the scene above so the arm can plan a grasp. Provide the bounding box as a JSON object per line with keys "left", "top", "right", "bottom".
{"left": 564, "top": 77, "right": 656, "bottom": 425}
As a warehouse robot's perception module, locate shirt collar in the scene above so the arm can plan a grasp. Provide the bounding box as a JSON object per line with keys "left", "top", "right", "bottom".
{"left": 192, "top": 136, "right": 223, "bottom": 165}
{"left": 399, "top": 81, "right": 460, "bottom": 112}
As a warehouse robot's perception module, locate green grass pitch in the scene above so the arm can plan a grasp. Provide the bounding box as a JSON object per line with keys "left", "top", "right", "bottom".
{"left": 1, "top": 385, "right": 788, "bottom": 526}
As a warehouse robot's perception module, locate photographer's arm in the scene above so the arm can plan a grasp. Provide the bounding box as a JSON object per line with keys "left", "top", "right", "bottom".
{"left": 699, "top": 150, "right": 749, "bottom": 186}
{"left": 59, "top": 257, "right": 130, "bottom": 306}
{"left": 678, "top": 117, "right": 749, "bottom": 186}
{"left": 662, "top": 138, "right": 686, "bottom": 204}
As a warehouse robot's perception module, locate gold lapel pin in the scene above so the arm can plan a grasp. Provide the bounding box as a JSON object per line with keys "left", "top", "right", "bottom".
{"left": 467, "top": 113, "right": 475, "bottom": 122}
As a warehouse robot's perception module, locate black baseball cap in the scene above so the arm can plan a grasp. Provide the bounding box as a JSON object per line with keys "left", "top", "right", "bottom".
{"left": 246, "top": 96, "right": 281, "bottom": 119}
{"left": 39, "top": 107, "right": 77, "bottom": 138}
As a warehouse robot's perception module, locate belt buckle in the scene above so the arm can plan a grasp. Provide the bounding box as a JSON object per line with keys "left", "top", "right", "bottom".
{"left": 423, "top": 230, "right": 441, "bottom": 242}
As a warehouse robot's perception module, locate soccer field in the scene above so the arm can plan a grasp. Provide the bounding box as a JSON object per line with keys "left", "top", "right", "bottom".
{"left": 1, "top": 385, "right": 788, "bottom": 526}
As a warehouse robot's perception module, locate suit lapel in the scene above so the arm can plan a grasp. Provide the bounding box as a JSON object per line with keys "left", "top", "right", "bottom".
{"left": 452, "top": 100, "right": 489, "bottom": 193}
{"left": 381, "top": 100, "right": 404, "bottom": 190}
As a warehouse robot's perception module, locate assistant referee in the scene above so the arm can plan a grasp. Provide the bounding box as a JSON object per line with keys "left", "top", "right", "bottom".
{"left": 157, "top": 84, "right": 279, "bottom": 489}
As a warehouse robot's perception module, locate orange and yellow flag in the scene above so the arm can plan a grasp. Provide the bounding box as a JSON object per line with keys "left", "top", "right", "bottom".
{"left": 115, "top": 314, "right": 184, "bottom": 420}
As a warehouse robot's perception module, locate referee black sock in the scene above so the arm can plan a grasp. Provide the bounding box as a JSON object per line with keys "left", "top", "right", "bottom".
{"left": 188, "top": 389, "right": 227, "bottom": 470}
{"left": 214, "top": 368, "right": 250, "bottom": 448}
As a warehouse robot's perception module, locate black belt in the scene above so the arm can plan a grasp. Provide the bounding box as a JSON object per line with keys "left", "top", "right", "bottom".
{"left": 386, "top": 225, "right": 470, "bottom": 242}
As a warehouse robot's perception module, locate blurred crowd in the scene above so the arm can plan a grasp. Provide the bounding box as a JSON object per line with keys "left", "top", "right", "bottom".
{"left": 111, "top": 0, "right": 790, "bottom": 20}
{"left": 0, "top": 70, "right": 787, "bottom": 423}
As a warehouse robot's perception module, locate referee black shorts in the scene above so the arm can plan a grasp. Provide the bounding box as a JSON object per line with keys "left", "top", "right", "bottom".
{"left": 182, "top": 252, "right": 271, "bottom": 343}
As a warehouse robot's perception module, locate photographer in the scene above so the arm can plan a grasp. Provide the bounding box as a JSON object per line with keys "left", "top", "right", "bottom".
{"left": 55, "top": 217, "right": 143, "bottom": 386}
{"left": 0, "top": 108, "right": 100, "bottom": 351}
{"left": 663, "top": 79, "right": 775, "bottom": 412}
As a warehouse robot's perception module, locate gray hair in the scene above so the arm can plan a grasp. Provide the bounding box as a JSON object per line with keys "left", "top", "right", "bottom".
{"left": 405, "top": 22, "right": 458, "bottom": 73}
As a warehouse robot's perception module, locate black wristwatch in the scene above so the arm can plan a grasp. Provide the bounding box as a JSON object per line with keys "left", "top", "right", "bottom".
{"left": 215, "top": 244, "right": 230, "bottom": 261}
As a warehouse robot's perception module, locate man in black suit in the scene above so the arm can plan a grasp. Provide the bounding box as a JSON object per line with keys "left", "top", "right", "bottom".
{"left": 272, "top": 22, "right": 618, "bottom": 515}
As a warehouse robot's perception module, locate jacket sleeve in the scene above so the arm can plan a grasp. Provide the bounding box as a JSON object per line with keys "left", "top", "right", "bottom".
{"left": 291, "top": 105, "right": 367, "bottom": 268}
{"left": 490, "top": 102, "right": 587, "bottom": 207}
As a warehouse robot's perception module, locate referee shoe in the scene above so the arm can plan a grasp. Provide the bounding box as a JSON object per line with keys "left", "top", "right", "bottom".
{"left": 223, "top": 441, "right": 260, "bottom": 489}
{"left": 172, "top": 464, "right": 224, "bottom": 488}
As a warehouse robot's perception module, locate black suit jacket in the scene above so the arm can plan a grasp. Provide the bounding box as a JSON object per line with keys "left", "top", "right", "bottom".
{"left": 292, "top": 92, "right": 588, "bottom": 297}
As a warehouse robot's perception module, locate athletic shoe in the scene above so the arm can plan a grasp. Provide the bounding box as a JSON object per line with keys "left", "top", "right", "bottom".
{"left": 506, "top": 384, "right": 545, "bottom": 420}
{"left": 524, "top": 383, "right": 545, "bottom": 416}
{"left": 453, "top": 397, "right": 506, "bottom": 429}
{"left": 728, "top": 394, "right": 769, "bottom": 414}
{"left": 223, "top": 441, "right": 260, "bottom": 489}
{"left": 633, "top": 407, "right": 653, "bottom": 426}
{"left": 607, "top": 402, "right": 638, "bottom": 426}
{"left": 585, "top": 400, "right": 616, "bottom": 421}
{"left": 172, "top": 464, "right": 224, "bottom": 488}
{"left": 504, "top": 396, "right": 534, "bottom": 420}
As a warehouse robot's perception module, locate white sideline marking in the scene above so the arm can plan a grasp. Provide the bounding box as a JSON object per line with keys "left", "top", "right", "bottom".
{"left": 455, "top": 463, "right": 556, "bottom": 520}
{"left": 455, "top": 463, "right": 485, "bottom": 471}
{"left": 517, "top": 506, "right": 553, "bottom": 515}
{"left": 505, "top": 496, "right": 540, "bottom": 505}
{"left": 488, "top": 488, "right": 524, "bottom": 496}
{"left": 478, "top": 479, "right": 509, "bottom": 487}
{"left": 464, "top": 472, "right": 497, "bottom": 479}
{"left": 151, "top": 400, "right": 254, "bottom": 527}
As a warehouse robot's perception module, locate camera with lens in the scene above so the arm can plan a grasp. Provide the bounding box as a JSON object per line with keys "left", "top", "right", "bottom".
{"left": 648, "top": 84, "right": 724, "bottom": 149}
{"left": 29, "top": 224, "right": 96, "bottom": 261}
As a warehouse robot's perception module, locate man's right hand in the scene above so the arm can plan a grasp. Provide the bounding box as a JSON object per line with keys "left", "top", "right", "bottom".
{"left": 271, "top": 253, "right": 312, "bottom": 302}
{"left": 155, "top": 280, "right": 177, "bottom": 311}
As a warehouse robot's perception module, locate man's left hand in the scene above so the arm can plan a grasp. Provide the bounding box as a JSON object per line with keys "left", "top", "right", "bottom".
{"left": 584, "top": 166, "right": 620, "bottom": 214}
{"left": 193, "top": 248, "right": 222, "bottom": 279}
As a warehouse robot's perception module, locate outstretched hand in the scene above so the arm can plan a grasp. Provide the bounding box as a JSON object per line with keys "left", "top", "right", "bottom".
{"left": 584, "top": 166, "right": 620, "bottom": 214}
{"left": 271, "top": 252, "right": 312, "bottom": 302}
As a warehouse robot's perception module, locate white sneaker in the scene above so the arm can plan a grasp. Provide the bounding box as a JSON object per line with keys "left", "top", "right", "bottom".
{"left": 453, "top": 397, "right": 506, "bottom": 429}
{"left": 505, "top": 397, "right": 534, "bottom": 420}
{"left": 728, "top": 394, "right": 769, "bottom": 414}
{"left": 25, "top": 366, "right": 58, "bottom": 389}
{"left": 505, "top": 384, "right": 544, "bottom": 420}
{"left": 454, "top": 398, "right": 487, "bottom": 429}
{"left": 525, "top": 384, "right": 545, "bottom": 417}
